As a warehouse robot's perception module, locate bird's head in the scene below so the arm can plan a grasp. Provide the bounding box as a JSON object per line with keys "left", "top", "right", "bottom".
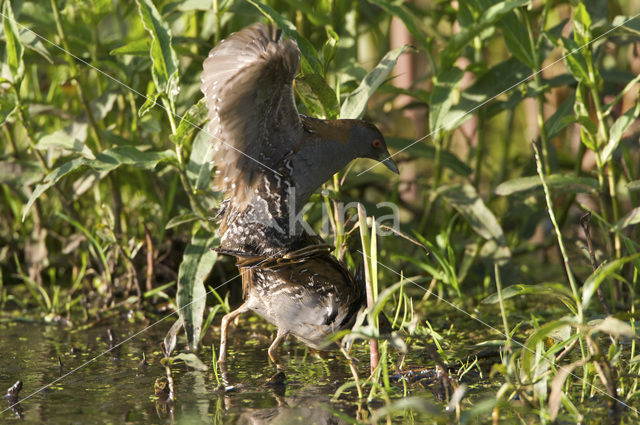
{"left": 347, "top": 121, "right": 399, "bottom": 174}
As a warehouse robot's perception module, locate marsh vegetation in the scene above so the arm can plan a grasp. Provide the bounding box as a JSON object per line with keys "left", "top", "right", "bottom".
{"left": 2, "top": 0, "right": 640, "bottom": 423}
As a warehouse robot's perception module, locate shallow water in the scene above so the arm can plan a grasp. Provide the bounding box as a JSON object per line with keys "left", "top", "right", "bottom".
{"left": 2, "top": 303, "right": 634, "bottom": 424}
{"left": 0, "top": 316, "right": 446, "bottom": 424}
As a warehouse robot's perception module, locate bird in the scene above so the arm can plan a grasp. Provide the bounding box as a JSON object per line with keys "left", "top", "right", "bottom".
{"left": 216, "top": 244, "right": 365, "bottom": 369}
{"left": 200, "top": 23, "right": 398, "bottom": 368}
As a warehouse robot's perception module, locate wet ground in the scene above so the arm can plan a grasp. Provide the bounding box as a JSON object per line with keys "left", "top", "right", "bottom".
{"left": 0, "top": 316, "right": 450, "bottom": 424}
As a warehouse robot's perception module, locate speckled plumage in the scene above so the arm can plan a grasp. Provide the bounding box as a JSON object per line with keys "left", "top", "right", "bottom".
{"left": 240, "top": 251, "right": 364, "bottom": 350}
{"left": 200, "top": 23, "right": 397, "bottom": 367}
{"left": 214, "top": 243, "right": 365, "bottom": 367}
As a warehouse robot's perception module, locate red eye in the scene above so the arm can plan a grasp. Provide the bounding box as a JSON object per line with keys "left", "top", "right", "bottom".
{"left": 372, "top": 139, "right": 382, "bottom": 148}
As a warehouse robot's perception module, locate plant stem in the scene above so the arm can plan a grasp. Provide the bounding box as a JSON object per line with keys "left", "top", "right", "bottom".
{"left": 579, "top": 212, "right": 611, "bottom": 315}
{"left": 589, "top": 84, "right": 620, "bottom": 257}
{"left": 14, "top": 93, "right": 49, "bottom": 171}
{"left": 213, "top": 0, "right": 220, "bottom": 44}
{"left": 533, "top": 142, "right": 582, "bottom": 320}
{"left": 161, "top": 96, "right": 209, "bottom": 223}
{"left": 496, "top": 109, "right": 515, "bottom": 192}
{"left": 340, "top": 345, "right": 363, "bottom": 399}
{"left": 523, "top": 8, "right": 550, "bottom": 173}
{"left": 50, "top": 0, "right": 121, "bottom": 231}
{"left": 473, "top": 110, "right": 485, "bottom": 188}
{"left": 3, "top": 123, "right": 19, "bottom": 158}
{"left": 433, "top": 134, "right": 443, "bottom": 190}
{"left": 162, "top": 95, "right": 178, "bottom": 135}
{"left": 332, "top": 173, "right": 344, "bottom": 256}
{"left": 494, "top": 264, "right": 511, "bottom": 352}
{"left": 358, "top": 204, "right": 379, "bottom": 375}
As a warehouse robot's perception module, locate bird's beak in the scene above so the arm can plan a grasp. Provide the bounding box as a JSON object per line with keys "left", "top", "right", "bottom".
{"left": 381, "top": 155, "right": 399, "bottom": 174}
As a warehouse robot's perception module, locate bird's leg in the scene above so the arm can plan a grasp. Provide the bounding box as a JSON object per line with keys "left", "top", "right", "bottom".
{"left": 267, "top": 329, "right": 288, "bottom": 370}
{"left": 218, "top": 359, "right": 230, "bottom": 386}
{"left": 266, "top": 329, "right": 288, "bottom": 386}
{"left": 218, "top": 302, "right": 250, "bottom": 366}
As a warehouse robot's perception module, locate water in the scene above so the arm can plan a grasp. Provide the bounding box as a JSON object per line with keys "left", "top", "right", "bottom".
{"left": 2, "top": 305, "right": 632, "bottom": 424}
{"left": 0, "top": 317, "right": 445, "bottom": 424}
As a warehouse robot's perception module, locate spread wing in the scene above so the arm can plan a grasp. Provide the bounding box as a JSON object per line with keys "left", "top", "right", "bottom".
{"left": 200, "top": 23, "right": 302, "bottom": 202}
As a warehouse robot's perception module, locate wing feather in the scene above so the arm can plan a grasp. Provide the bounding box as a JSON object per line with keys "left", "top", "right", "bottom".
{"left": 200, "top": 23, "right": 302, "bottom": 203}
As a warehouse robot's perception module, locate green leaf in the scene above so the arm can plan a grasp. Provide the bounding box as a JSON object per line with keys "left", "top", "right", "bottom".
{"left": 22, "top": 158, "right": 88, "bottom": 221}
{"left": 92, "top": 0, "right": 112, "bottom": 17}
{"left": 495, "top": 174, "right": 598, "bottom": 196}
{"left": 573, "top": 3, "right": 592, "bottom": 47}
{"left": 612, "top": 15, "right": 640, "bottom": 36}
{"left": 281, "top": 0, "right": 330, "bottom": 27}
{"left": 613, "top": 207, "right": 640, "bottom": 232}
{"left": 37, "top": 129, "right": 95, "bottom": 159}
{"left": 368, "top": 280, "right": 404, "bottom": 321}
{"left": 367, "top": 0, "right": 428, "bottom": 50}
{"left": 19, "top": 29, "right": 53, "bottom": 63}
{"left": 170, "top": 98, "right": 209, "bottom": 146}
{"left": 544, "top": 93, "right": 576, "bottom": 140}
{"left": 499, "top": 10, "right": 536, "bottom": 69}
{"left": 443, "top": 57, "right": 530, "bottom": 131}
{"left": 320, "top": 27, "right": 338, "bottom": 73}
{"left": 0, "top": 89, "right": 18, "bottom": 125}
{"left": 574, "top": 84, "right": 598, "bottom": 147}
{"left": 522, "top": 319, "right": 574, "bottom": 379}
{"left": 441, "top": 0, "right": 530, "bottom": 69}
{"left": 482, "top": 283, "right": 574, "bottom": 304}
{"left": 165, "top": 212, "right": 199, "bottom": 230}
{"left": 602, "top": 72, "right": 640, "bottom": 116}
{"left": 340, "top": 45, "right": 408, "bottom": 119}
{"left": 57, "top": 212, "right": 111, "bottom": 284}
{"left": 135, "top": 0, "right": 180, "bottom": 101}
{"left": 0, "top": 160, "right": 43, "bottom": 187}
{"left": 602, "top": 101, "right": 640, "bottom": 163}
{"left": 295, "top": 73, "right": 339, "bottom": 119}
{"left": 438, "top": 184, "right": 510, "bottom": 253}
{"left": 139, "top": 84, "right": 160, "bottom": 118}
{"left": 429, "top": 67, "right": 464, "bottom": 134}
{"left": 177, "top": 227, "right": 218, "bottom": 350}
{"left": 582, "top": 253, "right": 640, "bottom": 310}
{"left": 2, "top": 0, "right": 25, "bottom": 83}
{"left": 91, "top": 146, "right": 175, "bottom": 171}
{"left": 109, "top": 38, "right": 151, "bottom": 56}
{"left": 247, "top": 0, "right": 321, "bottom": 75}
{"left": 22, "top": 147, "right": 175, "bottom": 220}
{"left": 35, "top": 91, "right": 117, "bottom": 159}
{"left": 357, "top": 204, "right": 373, "bottom": 300}
{"left": 295, "top": 79, "right": 325, "bottom": 117}
{"left": 90, "top": 92, "right": 119, "bottom": 122}
{"left": 557, "top": 37, "right": 590, "bottom": 84}
{"left": 186, "top": 129, "right": 214, "bottom": 192}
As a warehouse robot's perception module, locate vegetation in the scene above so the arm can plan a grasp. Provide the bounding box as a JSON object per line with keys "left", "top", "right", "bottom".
{"left": 1, "top": 0, "right": 640, "bottom": 423}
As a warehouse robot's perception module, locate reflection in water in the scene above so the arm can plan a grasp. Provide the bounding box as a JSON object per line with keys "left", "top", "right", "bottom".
{"left": 0, "top": 320, "right": 440, "bottom": 424}
{"left": 214, "top": 353, "right": 354, "bottom": 424}
{"left": 235, "top": 387, "right": 349, "bottom": 425}
{"left": 4, "top": 380, "right": 24, "bottom": 419}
